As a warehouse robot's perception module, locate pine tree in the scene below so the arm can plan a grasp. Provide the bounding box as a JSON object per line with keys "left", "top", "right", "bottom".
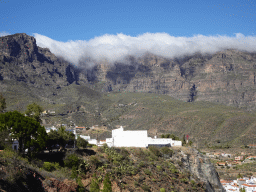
{"left": 102, "top": 173, "right": 112, "bottom": 192}
{"left": 90, "top": 173, "right": 100, "bottom": 192}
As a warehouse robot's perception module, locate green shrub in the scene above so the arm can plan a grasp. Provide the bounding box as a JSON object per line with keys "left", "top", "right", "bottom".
{"left": 64, "top": 153, "right": 81, "bottom": 169}
{"left": 138, "top": 161, "right": 145, "bottom": 168}
{"left": 76, "top": 136, "right": 88, "bottom": 149}
{"left": 87, "top": 143, "right": 96, "bottom": 148}
{"left": 170, "top": 168, "right": 179, "bottom": 174}
{"left": 157, "top": 165, "right": 162, "bottom": 171}
{"left": 160, "top": 147, "right": 173, "bottom": 157}
{"left": 160, "top": 188, "right": 166, "bottom": 192}
{"left": 144, "top": 169, "right": 152, "bottom": 176}
{"left": 141, "top": 184, "right": 150, "bottom": 191}
{"left": 102, "top": 173, "right": 112, "bottom": 192}
{"left": 134, "top": 181, "right": 139, "bottom": 187}
{"left": 71, "top": 166, "right": 78, "bottom": 179}
{"left": 90, "top": 173, "right": 100, "bottom": 192}
{"left": 149, "top": 146, "right": 161, "bottom": 157}
{"left": 190, "top": 180, "right": 196, "bottom": 187}
{"left": 89, "top": 155, "right": 102, "bottom": 168}
{"left": 181, "top": 178, "right": 189, "bottom": 183}
{"left": 76, "top": 177, "right": 85, "bottom": 192}
{"left": 119, "top": 147, "right": 129, "bottom": 158}
{"left": 43, "top": 162, "right": 60, "bottom": 172}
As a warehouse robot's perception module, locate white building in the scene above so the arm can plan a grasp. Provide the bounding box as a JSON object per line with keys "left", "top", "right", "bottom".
{"left": 80, "top": 135, "right": 90, "bottom": 140}
{"left": 105, "top": 126, "right": 182, "bottom": 148}
{"left": 221, "top": 177, "right": 256, "bottom": 192}
{"left": 45, "top": 126, "right": 57, "bottom": 133}
{"left": 88, "top": 139, "right": 97, "bottom": 145}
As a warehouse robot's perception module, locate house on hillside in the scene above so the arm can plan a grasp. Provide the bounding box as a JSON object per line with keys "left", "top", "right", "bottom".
{"left": 76, "top": 127, "right": 86, "bottom": 130}
{"left": 235, "top": 156, "right": 244, "bottom": 161}
{"left": 105, "top": 126, "right": 182, "bottom": 148}
{"left": 217, "top": 162, "right": 226, "bottom": 167}
{"left": 246, "top": 156, "right": 256, "bottom": 160}
{"left": 221, "top": 153, "right": 232, "bottom": 158}
{"left": 214, "top": 152, "right": 221, "bottom": 158}
{"left": 241, "top": 184, "right": 256, "bottom": 191}
{"left": 248, "top": 144, "right": 256, "bottom": 148}
{"left": 45, "top": 126, "right": 57, "bottom": 133}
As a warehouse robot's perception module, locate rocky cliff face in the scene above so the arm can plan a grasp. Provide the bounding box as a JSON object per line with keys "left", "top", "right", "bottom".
{"left": 173, "top": 148, "right": 225, "bottom": 192}
{"left": 0, "top": 33, "right": 79, "bottom": 90}
{"left": 1, "top": 33, "right": 256, "bottom": 111}
{"left": 84, "top": 50, "right": 256, "bottom": 110}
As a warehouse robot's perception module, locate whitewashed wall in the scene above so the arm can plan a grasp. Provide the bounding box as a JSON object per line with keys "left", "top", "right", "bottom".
{"left": 88, "top": 139, "right": 97, "bottom": 145}
{"left": 106, "top": 126, "right": 182, "bottom": 147}
{"left": 147, "top": 138, "right": 173, "bottom": 145}
{"left": 106, "top": 138, "right": 113, "bottom": 147}
{"left": 80, "top": 135, "right": 90, "bottom": 140}
{"left": 172, "top": 140, "right": 182, "bottom": 146}
{"left": 113, "top": 130, "right": 148, "bottom": 147}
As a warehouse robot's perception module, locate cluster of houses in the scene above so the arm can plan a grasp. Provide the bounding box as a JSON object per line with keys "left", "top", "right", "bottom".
{"left": 221, "top": 176, "right": 256, "bottom": 192}
{"left": 205, "top": 152, "right": 256, "bottom": 168}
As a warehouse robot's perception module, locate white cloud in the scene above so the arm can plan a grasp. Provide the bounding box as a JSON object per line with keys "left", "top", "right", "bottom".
{"left": 33, "top": 32, "right": 256, "bottom": 67}
{"left": 0, "top": 32, "right": 11, "bottom": 37}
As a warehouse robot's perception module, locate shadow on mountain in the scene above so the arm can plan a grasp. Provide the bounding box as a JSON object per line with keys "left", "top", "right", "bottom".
{"left": 66, "top": 65, "right": 79, "bottom": 84}
{"left": 106, "top": 63, "right": 140, "bottom": 84}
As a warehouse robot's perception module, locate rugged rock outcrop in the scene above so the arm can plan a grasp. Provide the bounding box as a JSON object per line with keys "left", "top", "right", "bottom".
{"left": 0, "top": 33, "right": 79, "bottom": 89}
{"left": 174, "top": 148, "right": 225, "bottom": 192}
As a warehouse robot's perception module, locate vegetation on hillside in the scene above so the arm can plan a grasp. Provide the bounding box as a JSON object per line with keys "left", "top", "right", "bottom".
{"left": 0, "top": 144, "right": 206, "bottom": 191}
{"left": 0, "top": 111, "right": 48, "bottom": 156}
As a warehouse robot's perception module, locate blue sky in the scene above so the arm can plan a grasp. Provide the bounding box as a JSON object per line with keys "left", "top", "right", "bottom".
{"left": 0, "top": 0, "right": 256, "bottom": 66}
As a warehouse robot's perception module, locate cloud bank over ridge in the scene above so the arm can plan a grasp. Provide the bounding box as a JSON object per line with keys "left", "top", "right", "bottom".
{"left": 33, "top": 32, "right": 256, "bottom": 67}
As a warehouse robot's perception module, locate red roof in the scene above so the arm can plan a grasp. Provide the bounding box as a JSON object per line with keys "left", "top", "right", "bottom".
{"left": 242, "top": 184, "right": 256, "bottom": 187}
{"left": 220, "top": 180, "right": 232, "bottom": 184}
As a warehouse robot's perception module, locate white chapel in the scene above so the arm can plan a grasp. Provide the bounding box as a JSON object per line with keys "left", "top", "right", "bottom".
{"left": 105, "top": 126, "right": 182, "bottom": 148}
